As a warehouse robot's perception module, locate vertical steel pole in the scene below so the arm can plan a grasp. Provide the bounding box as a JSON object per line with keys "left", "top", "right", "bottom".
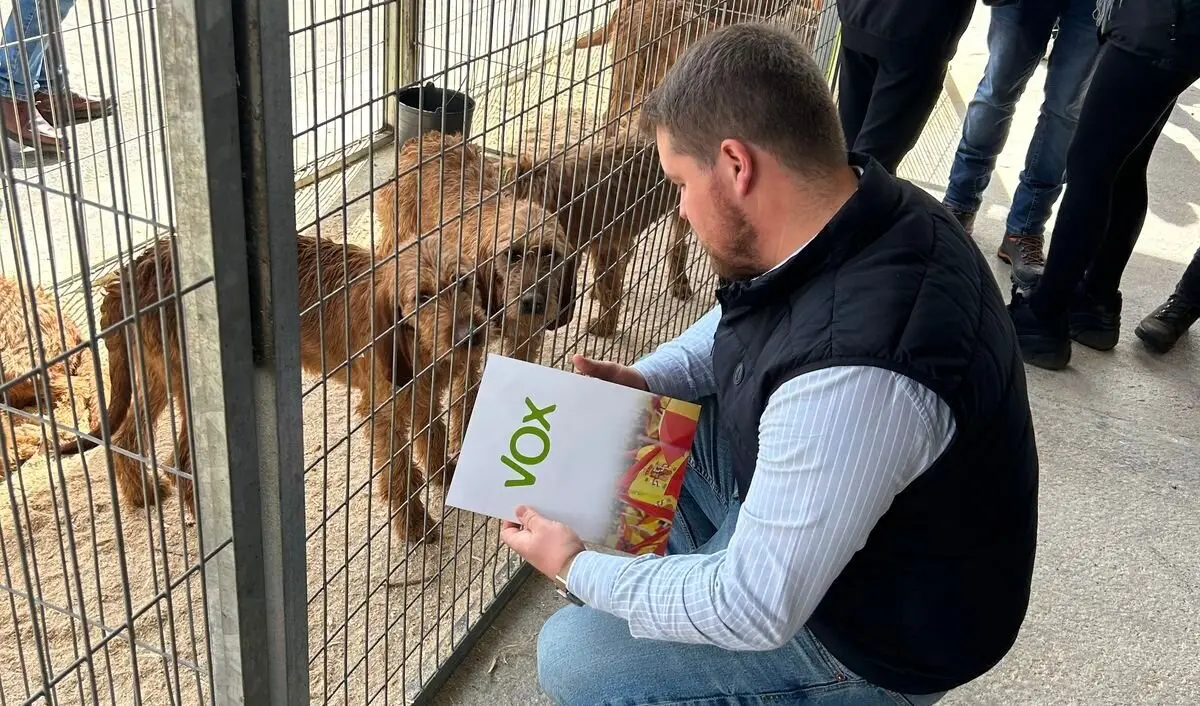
{"left": 384, "top": 0, "right": 422, "bottom": 131}
{"left": 815, "top": 0, "right": 843, "bottom": 84}
{"left": 230, "top": 0, "right": 310, "bottom": 702}
{"left": 155, "top": 0, "right": 307, "bottom": 703}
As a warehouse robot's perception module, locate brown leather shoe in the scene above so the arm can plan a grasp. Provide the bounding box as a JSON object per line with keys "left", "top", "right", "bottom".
{"left": 1, "top": 98, "right": 67, "bottom": 152}
{"left": 33, "top": 90, "right": 116, "bottom": 126}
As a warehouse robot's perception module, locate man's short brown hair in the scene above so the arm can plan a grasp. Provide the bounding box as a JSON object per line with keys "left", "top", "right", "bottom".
{"left": 638, "top": 22, "right": 846, "bottom": 180}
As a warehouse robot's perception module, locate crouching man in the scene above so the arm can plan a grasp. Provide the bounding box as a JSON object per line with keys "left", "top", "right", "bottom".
{"left": 501, "top": 22, "right": 1039, "bottom": 706}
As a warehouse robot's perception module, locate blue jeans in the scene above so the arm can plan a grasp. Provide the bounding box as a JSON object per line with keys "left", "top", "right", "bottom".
{"left": 535, "top": 396, "right": 946, "bottom": 705}
{"left": 0, "top": 0, "right": 75, "bottom": 100}
{"left": 943, "top": 0, "right": 1100, "bottom": 236}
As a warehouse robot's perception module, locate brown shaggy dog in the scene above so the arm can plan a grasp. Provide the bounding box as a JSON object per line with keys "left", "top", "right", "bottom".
{"left": 0, "top": 274, "right": 99, "bottom": 471}
{"left": 506, "top": 125, "right": 693, "bottom": 337}
{"left": 576, "top": 0, "right": 823, "bottom": 126}
{"left": 577, "top": 0, "right": 719, "bottom": 133}
{"left": 562, "top": 0, "right": 825, "bottom": 336}
{"left": 576, "top": 0, "right": 810, "bottom": 49}
{"left": 87, "top": 233, "right": 487, "bottom": 543}
{"left": 374, "top": 130, "right": 579, "bottom": 454}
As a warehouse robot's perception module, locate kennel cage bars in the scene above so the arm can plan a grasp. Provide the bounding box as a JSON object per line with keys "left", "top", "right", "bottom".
{"left": 0, "top": 0, "right": 847, "bottom": 703}
{"left": 171, "top": 2, "right": 847, "bottom": 703}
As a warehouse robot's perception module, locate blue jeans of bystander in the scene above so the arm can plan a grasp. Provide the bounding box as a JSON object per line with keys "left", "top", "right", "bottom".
{"left": 535, "top": 396, "right": 947, "bottom": 705}
{"left": 0, "top": 0, "right": 76, "bottom": 100}
{"left": 943, "top": 0, "right": 1100, "bottom": 236}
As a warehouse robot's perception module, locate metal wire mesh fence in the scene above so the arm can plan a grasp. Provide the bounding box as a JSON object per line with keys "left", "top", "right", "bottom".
{"left": 0, "top": 0, "right": 218, "bottom": 703}
{"left": 0, "top": 0, "right": 845, "bottom": 702}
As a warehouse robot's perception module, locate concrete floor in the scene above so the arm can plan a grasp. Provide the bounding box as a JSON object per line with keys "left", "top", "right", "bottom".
{"left": 430, "top": 8, "right": 1200, "bottom": 706}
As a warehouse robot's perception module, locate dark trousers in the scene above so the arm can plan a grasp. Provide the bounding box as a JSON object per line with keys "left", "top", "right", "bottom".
{"left": 1029, "top": 43, "right": 1200, "bottom": 317}
{"left": 1175, "top": 247, "right": 1200, "bottom": 304}
{"left": 837, "top": 46, "right": 953, "bottom": 174}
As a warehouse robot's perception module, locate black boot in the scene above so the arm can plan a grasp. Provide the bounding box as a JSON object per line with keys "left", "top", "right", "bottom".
{"left": 1134, "top": 293, "right": 1200, "bottom": 353}
{"left": 1008, "top": 287, "right": 1070, "bottom": 370}
{"left": 997, "top": 233, "right": 1045, "bottom": 290}
{"left": 1069, "top": 286, "right": 1121, "bottom": 351}
{"left": 942, "top": 202, "right": 976, "bottom": 236}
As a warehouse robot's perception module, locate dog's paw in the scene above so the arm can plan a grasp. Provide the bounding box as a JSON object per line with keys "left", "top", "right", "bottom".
{"left": 416, "top": 520, "right": 442, "bottom": 545}
{"left": 439, "top": 458, "right": 458, "bottom": 486}
{"left": 670, "top": 278, "right": 694, "bottom": 301}
{"left": 127, "top": 476, "right": 171, "bottom": 509}
{"left": 587, "top": 314, "right": 618, "bottom": 338}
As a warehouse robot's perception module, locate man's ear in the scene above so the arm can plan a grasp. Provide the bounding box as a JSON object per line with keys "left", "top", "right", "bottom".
{"left": 720, "top": 138, "right": 754, "bottom": 197}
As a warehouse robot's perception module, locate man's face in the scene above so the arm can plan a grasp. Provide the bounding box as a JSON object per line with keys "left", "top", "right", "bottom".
{"left": 656, "top": 128, "right": 762, "bottom": 281}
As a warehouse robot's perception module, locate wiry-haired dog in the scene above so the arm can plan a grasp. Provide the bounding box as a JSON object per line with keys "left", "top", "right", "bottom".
{"left": 506, "top": 125, "right": 693, "bottom": 337}
{"left": 577, "top": 0, "right": 718, "bottom": 135}
{"left": 86, "top": 233, "right": 486, "bottom": 542}
{"left": 0, "top": 274, "right": 99, "bottom": 470}
{"left": 374, "top": 130, "right": 578, "bottom": 455}
{"left": 576, "top": 0, "right": 822, "bottom": 127}
{"left": 576, "top": 0, "right": 821, "bottom": 48}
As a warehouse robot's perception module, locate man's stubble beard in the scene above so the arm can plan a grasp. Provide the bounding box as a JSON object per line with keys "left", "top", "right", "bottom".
{"left": 704, "top": 185, "right": 763, "bottom": 282}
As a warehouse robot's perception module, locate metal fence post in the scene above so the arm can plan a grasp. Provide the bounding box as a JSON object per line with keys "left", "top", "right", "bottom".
{"left": 384, "top": 0, "right": 422, "bottom": 132}
{"left": 156, "top": 0, "right": 308, "bottom": 703}
{"left": 814, "top": 0, "right": 843, "bottom": 83}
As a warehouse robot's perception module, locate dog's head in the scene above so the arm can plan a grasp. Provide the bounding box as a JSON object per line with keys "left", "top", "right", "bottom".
{"left": 376, "top": 242, "right": 490, "bottom": 383}
{"left": 480, "top": 198, "right": 578, "bottom": 331}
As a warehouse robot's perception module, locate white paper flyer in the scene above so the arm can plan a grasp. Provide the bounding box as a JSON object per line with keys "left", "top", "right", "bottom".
{"left": 445, "top": 354, "right": 702, "bottom": 556}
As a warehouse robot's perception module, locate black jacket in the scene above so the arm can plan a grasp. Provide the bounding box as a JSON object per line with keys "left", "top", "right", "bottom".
{"left": 1102, "top": 0, "right": 1200, "bottom": 74}
{"left": 835, "top": 0, "right": 976, "bottom": 60}
{"left": 710, "top": 153, "right": 1039, "bottom": 695}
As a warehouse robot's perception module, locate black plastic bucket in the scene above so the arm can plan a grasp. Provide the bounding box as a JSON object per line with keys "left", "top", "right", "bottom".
{"left": 395, "top": 83, "right": 476, "bottom": 145}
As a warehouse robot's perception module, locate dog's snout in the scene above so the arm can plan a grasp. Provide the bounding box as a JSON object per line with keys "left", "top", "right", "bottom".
{"left": 520, "top": 291, "right": 546, "bottom": 314}
{"left": 454, "top": 320, "right": 486, "bottom": 348}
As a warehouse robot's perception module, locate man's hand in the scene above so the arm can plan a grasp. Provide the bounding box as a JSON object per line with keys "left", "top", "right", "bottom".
{"left": 500, "top": 505, "right": 586, "bottom": 581}
{"left": 572, "top": 354, "right": 648, "bottom": 391}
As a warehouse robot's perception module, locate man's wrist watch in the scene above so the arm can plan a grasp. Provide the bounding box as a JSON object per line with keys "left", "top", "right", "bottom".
{"left": 553, "top": 573, "right": 584, "bottom": 606}
{"left": 553, "top": 554, "right": 585, "bottom": 606}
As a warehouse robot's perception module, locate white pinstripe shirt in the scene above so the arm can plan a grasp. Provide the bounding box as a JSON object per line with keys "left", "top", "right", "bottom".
{"left": 565, "top": 298, "right": 958, "bottom": 650}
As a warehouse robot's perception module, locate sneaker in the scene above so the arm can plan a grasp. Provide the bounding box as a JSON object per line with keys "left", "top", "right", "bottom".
{"left": 1134, "top": 293, "right": 1200, "bottom": 353}
{"left": 1069, "top": 286, "right": 1121, "bottom": 351}
{"left": 1008, "top": 287, "right": 1070, "bottom": 370}
{"left": 997, "top": 234, "right": 1046, "bottom": 290}
{"left": 942, "top": 203, "right": 976, "bottom": 236}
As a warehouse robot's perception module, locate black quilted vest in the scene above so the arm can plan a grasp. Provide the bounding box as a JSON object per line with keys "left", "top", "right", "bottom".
{"left": 711, "top": 154, "right": 1038, "bottom": 695}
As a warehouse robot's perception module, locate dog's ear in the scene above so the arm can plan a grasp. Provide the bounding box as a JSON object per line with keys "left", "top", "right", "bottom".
{"left": 480, "top": 259, "right": 507, "bottom": 320}
{"left": 389, "top": 322, "right": 416, "bottom": 389}
{"left": 547, "top": 247, "right": 579, "bottom": 331}
{"left": 517, "top": 154, "right": 534, "bottom": 174}
{"left": 500, "top": 153, "right": 532, "bottom": 184}
{"left": 374, "top": 287, "right": 416, "bottom": 388}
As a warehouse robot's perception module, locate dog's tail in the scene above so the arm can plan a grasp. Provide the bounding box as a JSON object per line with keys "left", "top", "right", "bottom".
{"left": 57, "top": 272, "right": 131, "bottom": 457}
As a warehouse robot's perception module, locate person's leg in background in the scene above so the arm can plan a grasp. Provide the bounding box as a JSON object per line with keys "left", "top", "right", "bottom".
{"left": 843, "top": 50, "right": 953, "bottom": 174}
{"left": 1007, "top": 43, "right": 1199, "bottom": 369}
{"left": 31, "top": 0, "right": 116, "bottom": 134}
{"left": 942, "top": 2, "right": 1058, "bottom": 242}
{"left": 998, "top": 0, "right": 1100, "bottom": 287}
{"left": 836, "top": 44, "right": 879, "bottom": 155}
{"left": 1135, "top": 246, "right": 1200, "bottom": 353}
{"left": 535, "top": 395, "right": 942, "bottom": 705}
{"left": 0, "top": 0, "right": 115, "bottom": 155}
{"left": 0, "top": 0, "right": 64, "bottom": 151}
{"left": 834, "top": 1, "right": 972, "bottom": 174}
{"left": 1066, "top": 103, "right": 1173, "bottom": 350}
